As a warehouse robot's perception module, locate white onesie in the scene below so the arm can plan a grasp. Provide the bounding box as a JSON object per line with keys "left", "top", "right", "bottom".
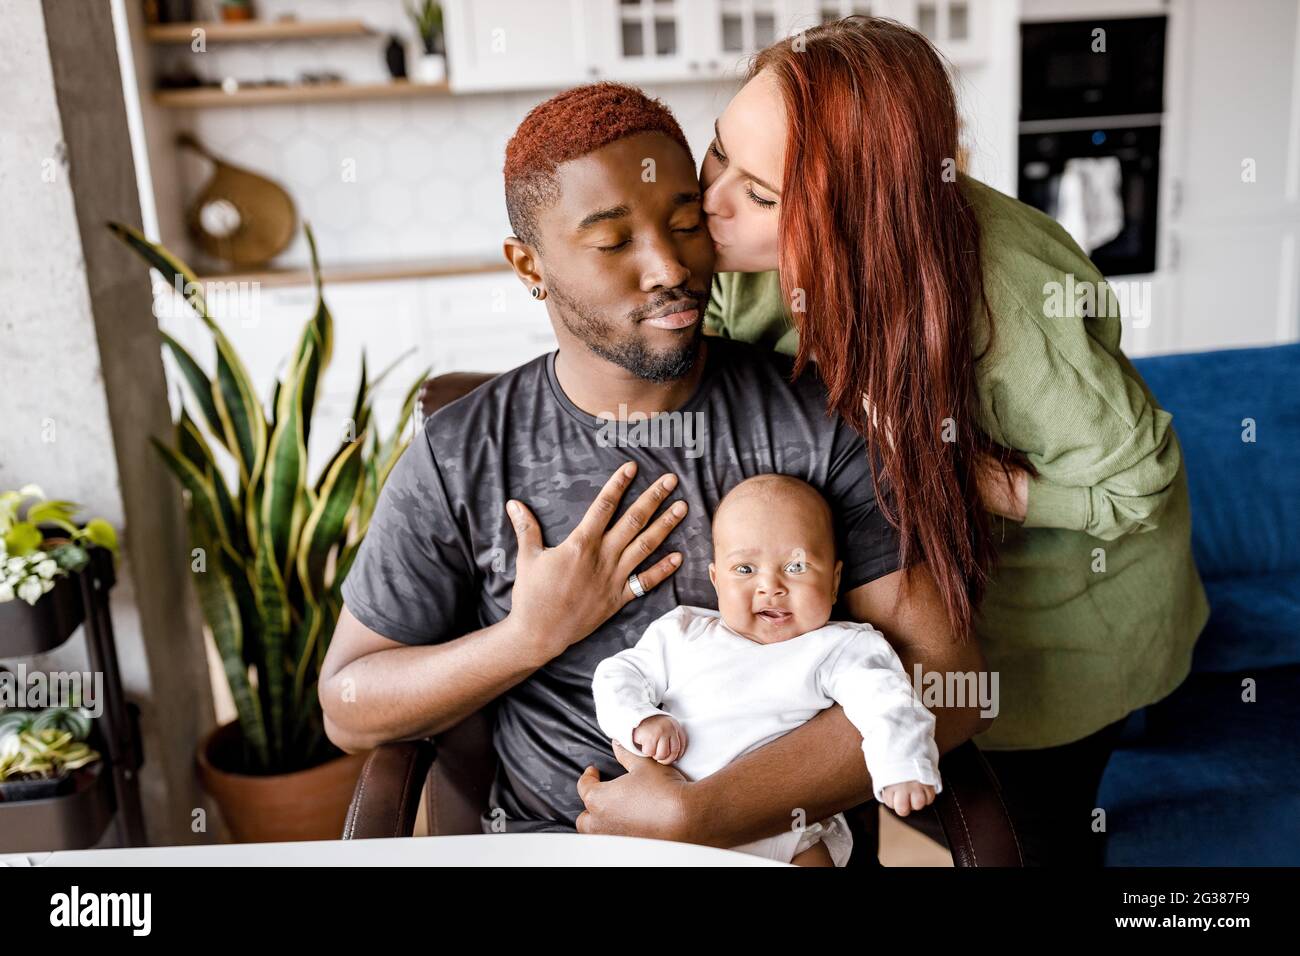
{"left": 591, "top": 605, "right": 943, "bottom": 866}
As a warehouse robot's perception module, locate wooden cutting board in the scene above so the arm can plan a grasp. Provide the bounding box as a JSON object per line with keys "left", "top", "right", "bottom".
{"left": 178, "top": 131, "right": 297, "bottom": 266}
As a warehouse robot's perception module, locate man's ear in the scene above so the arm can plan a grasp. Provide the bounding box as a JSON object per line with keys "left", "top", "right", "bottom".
{"left": 503, "top": 236, "right": 543, "bottom": 290}
{"left": 832, "top": 559, "right": 843, "bottom": 598}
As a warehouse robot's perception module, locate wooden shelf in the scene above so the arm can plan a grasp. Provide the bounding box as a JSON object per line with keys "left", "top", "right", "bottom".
{"left": 153, "top": 79, "right": 450, "bottom": 108}
{"left": 146, "top": 18, "right": 374, "bottom": 44}
{"left": 197, "top": 256, "right": 512, "bottom": 289}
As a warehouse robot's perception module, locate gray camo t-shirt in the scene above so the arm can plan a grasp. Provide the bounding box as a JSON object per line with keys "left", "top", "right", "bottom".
{"left": 340, "top": 337, "right": 901, "bottom": 833}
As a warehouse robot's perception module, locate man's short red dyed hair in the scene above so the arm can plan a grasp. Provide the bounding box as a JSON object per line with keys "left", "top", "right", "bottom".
{"left": 503, "top": 82, "right": 693, "bottom": 247}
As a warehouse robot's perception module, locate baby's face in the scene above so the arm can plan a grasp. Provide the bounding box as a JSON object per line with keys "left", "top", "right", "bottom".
{"left": 708, "top": 488, "right": 843, "bottom": 644}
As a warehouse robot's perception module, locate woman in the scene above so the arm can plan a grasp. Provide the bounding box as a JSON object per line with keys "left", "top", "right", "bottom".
{"left": 700, "top": 16, "right": 1208, "bottom": 866}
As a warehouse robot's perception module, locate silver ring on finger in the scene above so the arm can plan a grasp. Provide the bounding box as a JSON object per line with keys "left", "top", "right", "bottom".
{"left": 627, "top": 572, "right": 646, "bottom": 599}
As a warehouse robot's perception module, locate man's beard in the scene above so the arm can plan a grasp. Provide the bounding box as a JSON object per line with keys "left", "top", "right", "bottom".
{"left": 547, "top": 278, "right": 702, "bottom": 384}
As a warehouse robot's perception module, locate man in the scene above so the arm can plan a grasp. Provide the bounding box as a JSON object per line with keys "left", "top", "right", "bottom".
{"left": 320, "top": 82, "right": 990, "bottom": 850}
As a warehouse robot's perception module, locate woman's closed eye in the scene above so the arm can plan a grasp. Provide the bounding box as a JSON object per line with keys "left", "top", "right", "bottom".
{"left": 709, "top": 138, "right": 776, "bottom": 209}
{"left": 745, "top": 184, "right": 777, "bottom": 209}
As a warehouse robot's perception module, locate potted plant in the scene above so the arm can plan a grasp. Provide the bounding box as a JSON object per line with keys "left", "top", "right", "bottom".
{"left": 405, "top": 0, "right": 446, "bottom": 84}
{"left": 1, "top": 489, "right": 118, "bottom": 607}
{"left": 0, "top": 703, "right": 101, "bottom": 802}
{"left": 107, "top": 220, "right": 427, "bottom": 842}
{"left": 0, "top": 490, "right": 120, "bottom": 657}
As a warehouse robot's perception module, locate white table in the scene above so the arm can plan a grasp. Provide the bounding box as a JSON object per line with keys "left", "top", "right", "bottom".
{"left": 0, "top": 833, "right": 787, "bottom": 867}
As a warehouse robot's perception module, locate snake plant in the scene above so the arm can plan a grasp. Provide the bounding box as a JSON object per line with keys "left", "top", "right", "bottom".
{"left": 405, "top": 0, "right": 445, "bottom": 54}
{"left": 108, "top": 222, "right": 427, "bottom": 774}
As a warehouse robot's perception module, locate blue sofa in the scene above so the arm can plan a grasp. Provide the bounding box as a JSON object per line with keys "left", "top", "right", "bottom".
{"left": 1098, "top": 343, "right": 1300, "bottom": 865}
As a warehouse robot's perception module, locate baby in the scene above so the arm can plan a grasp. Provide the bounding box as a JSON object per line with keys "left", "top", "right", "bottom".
{"left": 592, "top": 473, "right": 942, "bottom": 867}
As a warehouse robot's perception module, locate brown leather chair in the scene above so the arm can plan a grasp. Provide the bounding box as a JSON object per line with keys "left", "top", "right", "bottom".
{"left": 342, "top": 371, "right": 1025, "bottom": 866}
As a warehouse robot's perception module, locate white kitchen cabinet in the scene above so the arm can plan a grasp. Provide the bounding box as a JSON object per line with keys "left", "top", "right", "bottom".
{"left": 790, "top": 0, "right": 991, "bottom": 66}
{"left": 443, "top": 0, "right": 991, "bottom": 91}
{"left": 444, "top": 0, "right": 806, "bottom": 89}
{"left": 443, "top": 0, "right": 591, "bottom": 92}
{"left": 588, "top": 0, "right": 815, "bottom": 83}
{"left": 1157, "top": 0, "right": 1300, "bottom": 352}
{"left": 423, "top": 271, "right": 559, "bottom": 374}
{"left": 586, "top": 0, "right": 988, "bottom": 83}
{"left": 315, "top": 280, "right": 427, "bottom": 403}
{"left": 802, "top": 0, "right": 990, "bottom": 65}
{"left": 586, "top": 0, "right": 696, "bottom": 83}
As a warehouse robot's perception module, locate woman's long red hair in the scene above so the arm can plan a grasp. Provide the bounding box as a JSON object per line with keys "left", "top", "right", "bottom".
{"left": 753, "top": 16, "right": 1021, "bottom": 643}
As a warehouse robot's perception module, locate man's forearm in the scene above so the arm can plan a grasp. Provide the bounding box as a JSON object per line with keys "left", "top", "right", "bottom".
{"left": 321, "top": 616, "right": 547, "bottom": 752}
{"left": 687, "top": 703, "right": 869, "bottom": 848}
{"left": 686, "top": 688, "right": 987, "bottom": 849}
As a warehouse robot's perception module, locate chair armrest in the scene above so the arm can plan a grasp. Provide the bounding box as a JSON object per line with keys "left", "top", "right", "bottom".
{"left": 341, "top": 739, "right": 436, "bottom": 840}
{"left": 932, "top": 740, "right": 1024, "bottom": 866}
{"left": 420, "top": 372, "right": 495, "bottom": 418}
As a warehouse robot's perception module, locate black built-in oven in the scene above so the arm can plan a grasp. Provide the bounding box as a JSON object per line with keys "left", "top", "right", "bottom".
{"left": 1018, "top": 16, "right": 1167, "bottom": 276}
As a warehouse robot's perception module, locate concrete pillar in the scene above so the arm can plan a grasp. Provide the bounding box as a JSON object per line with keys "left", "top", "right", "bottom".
{"left": 0, "top": 0, "right": 220, "bottom": 846}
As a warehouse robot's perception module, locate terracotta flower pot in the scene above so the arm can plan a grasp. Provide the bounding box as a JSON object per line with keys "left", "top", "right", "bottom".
{"left": 196, "top": 721, "right": 369, "bottom": 843}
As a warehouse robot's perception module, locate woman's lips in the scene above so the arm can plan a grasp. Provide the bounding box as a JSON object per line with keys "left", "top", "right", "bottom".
{"left": 643, "top": 307, "right": 699, "bottom": 330}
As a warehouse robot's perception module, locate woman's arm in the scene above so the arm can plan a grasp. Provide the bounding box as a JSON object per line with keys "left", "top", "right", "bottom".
{"left": 680, "top": 564, "right": 990, "bottom": 849}
{"left": 981, "top": 272, "right": 1183, "bottom": 540}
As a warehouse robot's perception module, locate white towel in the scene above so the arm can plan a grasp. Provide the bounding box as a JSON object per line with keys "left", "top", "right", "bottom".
{"left": 1055, "top": 156, "right": 1124, "bottom": 254}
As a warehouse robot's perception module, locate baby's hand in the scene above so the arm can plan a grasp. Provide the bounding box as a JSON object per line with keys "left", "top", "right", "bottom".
{"left": 630, "top": 715, "right": 687, "bottom": 764}
{"left": 881, "top": 781, "right": 936, "bottom": 817}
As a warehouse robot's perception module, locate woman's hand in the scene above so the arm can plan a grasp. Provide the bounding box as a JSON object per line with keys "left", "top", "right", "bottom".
{"left": 506, "top": 462, "right": 688, "bottom": 663}
{"left": 975, "top": 453, "right": 1029, "bottom": 522}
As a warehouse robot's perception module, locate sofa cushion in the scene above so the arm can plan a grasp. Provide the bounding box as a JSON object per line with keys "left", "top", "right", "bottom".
{"left": 1098, "top": 665, "right": 1300, "bottom": 865}
{"left": 1132, "top": 343, "right": 1300, "bottom": 579}
{"left": 1193, "top": 573, "right": 1300, "bottom": 673}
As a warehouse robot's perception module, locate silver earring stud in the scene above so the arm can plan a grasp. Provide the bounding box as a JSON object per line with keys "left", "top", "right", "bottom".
{"left": 530, "top": 286, "right": 541, "bottom": 299}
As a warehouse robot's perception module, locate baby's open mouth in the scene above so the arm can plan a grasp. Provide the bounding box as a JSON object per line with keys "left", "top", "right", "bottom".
{"left": 756, "top": 608, "right": 792, "bottom": 623}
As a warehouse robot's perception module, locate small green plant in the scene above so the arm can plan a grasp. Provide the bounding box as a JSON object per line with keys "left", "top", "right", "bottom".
{"left": 0, "top": 705, "right": 100, "bottom": 782}
{"left": 0, "top": 487, "right": 119, "bottom": 605}
{"left": 108, "top": 221, "right": 427, "bottom": 775}
{"left": 405, "top": 0, "right": 444, "bottom": 54}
